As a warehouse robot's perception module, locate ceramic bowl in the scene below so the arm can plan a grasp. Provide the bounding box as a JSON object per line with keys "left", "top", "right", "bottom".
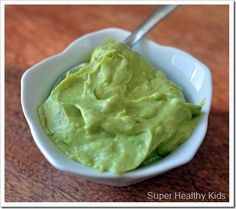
{"left": 21, "top": 28, "right": 212, "bottom": 186}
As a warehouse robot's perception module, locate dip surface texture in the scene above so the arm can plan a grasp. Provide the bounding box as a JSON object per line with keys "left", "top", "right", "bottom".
{"left": 38, "top": 41, "right": 201, "bottom": 174}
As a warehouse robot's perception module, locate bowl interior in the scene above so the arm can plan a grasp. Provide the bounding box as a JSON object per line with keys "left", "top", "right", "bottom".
{"left": 21, "top": 28, "right": 212, "bottom": 179}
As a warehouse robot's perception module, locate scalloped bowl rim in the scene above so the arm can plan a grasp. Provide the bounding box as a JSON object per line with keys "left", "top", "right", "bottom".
{"left": 21, "top": 28, "right": 212, "bottom": 183}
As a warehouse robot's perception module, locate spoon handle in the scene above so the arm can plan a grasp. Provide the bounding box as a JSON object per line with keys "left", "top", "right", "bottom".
{"left": 124, "top": 5, "right": 179, "bottom": 48}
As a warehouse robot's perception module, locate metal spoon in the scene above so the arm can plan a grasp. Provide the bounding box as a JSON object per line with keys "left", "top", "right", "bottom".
{"left": 124, "top": 5, "right": 179, "bottom": 47}
{"left": 53, "top": 5, "right": 179, "bottom": 88}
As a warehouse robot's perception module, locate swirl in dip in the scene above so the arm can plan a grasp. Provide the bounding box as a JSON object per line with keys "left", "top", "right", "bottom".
{"left": 38, "top": 41, "right": 201, "bottom": 174}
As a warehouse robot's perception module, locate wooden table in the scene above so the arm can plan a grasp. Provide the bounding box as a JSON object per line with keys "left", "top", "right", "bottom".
{"left": 5, "top": 5, "right": 229, "bottom": 202}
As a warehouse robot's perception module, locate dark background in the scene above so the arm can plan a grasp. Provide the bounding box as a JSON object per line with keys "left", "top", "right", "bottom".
{"left": 5, "top": 5, "right": 229, "bottom": 202}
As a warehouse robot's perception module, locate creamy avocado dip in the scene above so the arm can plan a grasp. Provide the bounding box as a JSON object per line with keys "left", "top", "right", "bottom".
{"left": 38, "top": 41, "right": 201, "bottom": 174}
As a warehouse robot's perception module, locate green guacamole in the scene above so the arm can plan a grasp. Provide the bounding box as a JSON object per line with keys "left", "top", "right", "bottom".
{"left": 38, "top": 41, "right": 201, "bottom": 174}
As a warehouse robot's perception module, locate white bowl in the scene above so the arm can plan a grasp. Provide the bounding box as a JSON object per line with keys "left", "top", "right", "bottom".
{"left": 21, "top": 28, "right": 212, "bottom": 186}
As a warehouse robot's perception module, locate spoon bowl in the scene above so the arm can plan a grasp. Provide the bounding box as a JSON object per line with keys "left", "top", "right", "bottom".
{"left": 21, "top": 28, "right": 212, "bottom": 186}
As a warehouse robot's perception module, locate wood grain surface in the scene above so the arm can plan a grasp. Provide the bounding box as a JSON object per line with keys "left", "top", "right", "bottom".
{"left": 5, "top": 5, "right": 229, "bottom": 202}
